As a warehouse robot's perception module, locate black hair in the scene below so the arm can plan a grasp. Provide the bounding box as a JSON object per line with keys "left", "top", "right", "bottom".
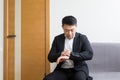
{"left": 62, "top": 15, "right": 77, "bottom": 26}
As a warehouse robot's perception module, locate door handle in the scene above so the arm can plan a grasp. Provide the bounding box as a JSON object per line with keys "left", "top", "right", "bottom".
{"left": 7, "top": 35, "right": 16, "bottom": 38}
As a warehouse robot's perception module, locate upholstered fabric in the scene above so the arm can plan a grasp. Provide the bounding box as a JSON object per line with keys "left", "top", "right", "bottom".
{"left": 87, "top": 43, "right": 120, "bottom": 80}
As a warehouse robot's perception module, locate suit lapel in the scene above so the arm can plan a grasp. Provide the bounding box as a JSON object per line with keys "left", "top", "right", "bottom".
{"left": 59, "top": 34, "right": 65, "bottom": 51}
{"left": 73, "top": 32, "right": 79, "bottom": 52}
{"left": 60, "top": 33, "right": 79, "bottom": 52}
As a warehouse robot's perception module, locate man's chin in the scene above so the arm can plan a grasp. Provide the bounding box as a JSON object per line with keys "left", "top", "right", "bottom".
{"left": 67, "top": 37, "right": 73, "bottom": 39}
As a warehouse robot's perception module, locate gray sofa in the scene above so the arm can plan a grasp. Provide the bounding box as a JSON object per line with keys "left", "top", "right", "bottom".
{"left": 87, "top": 43, "right": 120, "bottom": 80}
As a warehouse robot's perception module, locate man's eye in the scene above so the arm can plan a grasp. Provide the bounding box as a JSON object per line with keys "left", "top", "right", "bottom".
{"left": 65, "top": 30, "right": 69, "bottom": 32}
{"left": 71, "top": 29, "right": 74, "bottom": 32}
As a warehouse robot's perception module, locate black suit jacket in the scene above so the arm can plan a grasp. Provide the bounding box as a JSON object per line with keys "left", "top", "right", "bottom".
{"left": 48, "top": 32, "right": 93, "bottom": 75}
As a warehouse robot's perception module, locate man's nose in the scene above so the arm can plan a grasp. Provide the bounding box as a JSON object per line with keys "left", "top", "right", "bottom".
{"left": 68, "top": 31, "right": 72, "bottom": 35}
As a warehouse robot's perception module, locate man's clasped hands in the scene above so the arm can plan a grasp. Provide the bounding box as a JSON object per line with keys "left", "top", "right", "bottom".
{"left": 56, "top": 50, "right": 71, "bottom": 64}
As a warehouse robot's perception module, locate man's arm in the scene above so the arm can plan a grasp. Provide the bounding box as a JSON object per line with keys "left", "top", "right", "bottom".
{"left": 70, "top": 35, "right": 93, "bottom": 61}
{"left": 48, "top": 37, "right": 61, "bottom": 62}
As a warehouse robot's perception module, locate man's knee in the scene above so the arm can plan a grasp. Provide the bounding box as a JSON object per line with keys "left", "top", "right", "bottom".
{"left": 43, "top": 73, "right": 55, "bottom": 80}
{"left": 74, "top": 71, "right": 87, "bottom": 80}
{"left": 43, "top": 71, "right": 67, "bottom": 80}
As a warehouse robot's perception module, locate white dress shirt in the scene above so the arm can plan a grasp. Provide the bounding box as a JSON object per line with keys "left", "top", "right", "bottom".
{"left": 61, "top": 37, "right": 74, "bottom": 68}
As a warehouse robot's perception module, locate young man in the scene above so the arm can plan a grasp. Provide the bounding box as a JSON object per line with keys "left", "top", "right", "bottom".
{"left": 43, "top": 16, "right": 93, "bottom": 80}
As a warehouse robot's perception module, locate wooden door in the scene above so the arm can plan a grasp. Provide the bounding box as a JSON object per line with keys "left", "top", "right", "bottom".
{"left": 21, "top": 0, "right": 49, "bottom": 80}
{"left": 4, "top": 0, "right": 15, "bottom": 80}
{"left": 4, "top": 0, "right": 50, "bottom": 80}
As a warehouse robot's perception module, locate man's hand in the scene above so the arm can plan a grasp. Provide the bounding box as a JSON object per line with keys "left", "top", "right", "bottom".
{"left": 56, "top": 50, "right": 71, "bottom": 64}
{"left": 61, "top": 50, "right": 71, "bottom": 57}
{"left": 56, "top": 56, "right": 69, "bottom": 64}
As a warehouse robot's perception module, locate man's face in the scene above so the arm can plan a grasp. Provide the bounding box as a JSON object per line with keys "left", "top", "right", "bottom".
{"left": 62, "top": 24, "right": 76, "bottom": 39}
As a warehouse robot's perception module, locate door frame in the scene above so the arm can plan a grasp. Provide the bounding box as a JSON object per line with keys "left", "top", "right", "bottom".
{"left": 45, "top": 0, "right": 50, "bottom": 75}
{"left": 4, "top": 0, "right": 50, "bottom": 80}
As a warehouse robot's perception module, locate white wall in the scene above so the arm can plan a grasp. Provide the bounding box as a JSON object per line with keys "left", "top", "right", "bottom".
{"left": 50, "top": 0, "right": 120, "bottom": 43}
{"left": 0, "top": 0, "right": 3, "bottom": 80}
{"left": 15, "top": 0, "right": 21, "bottom": 80}
{"left": 50, "top": 0, "right": 120, "bottom": 71}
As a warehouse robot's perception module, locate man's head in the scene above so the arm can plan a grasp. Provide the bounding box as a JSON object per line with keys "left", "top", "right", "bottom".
{"left": 62, "top": 16, "right": 77, "bottom": 39}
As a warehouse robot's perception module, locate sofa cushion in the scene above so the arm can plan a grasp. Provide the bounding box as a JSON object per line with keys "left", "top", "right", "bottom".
{"left": 87, "top": 43, "right": 120, "bottom": 73}
{"left": 91, "top": 72, "right": 120, "bottom": 80}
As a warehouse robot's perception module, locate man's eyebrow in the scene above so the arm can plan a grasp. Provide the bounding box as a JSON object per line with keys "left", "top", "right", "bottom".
{"left": 65, "top": 28, "right": 74, "bottom": 30}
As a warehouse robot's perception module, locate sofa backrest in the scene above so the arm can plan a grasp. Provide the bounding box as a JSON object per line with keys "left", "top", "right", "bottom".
{"left": 87, "top": 43, "right": 120, "bottom": 73}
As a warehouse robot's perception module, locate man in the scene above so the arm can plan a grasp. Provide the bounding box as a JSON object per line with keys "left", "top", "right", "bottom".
{"left": 43, "top": 16, "right": 93, "bottom": 80}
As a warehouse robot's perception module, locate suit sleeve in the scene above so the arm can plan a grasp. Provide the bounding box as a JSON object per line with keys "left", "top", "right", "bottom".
{"left": 70, "top": 35, "right": 93, "bottom": 61}
{"left": 48, "top": 37, "right": 61, "bottom": 62}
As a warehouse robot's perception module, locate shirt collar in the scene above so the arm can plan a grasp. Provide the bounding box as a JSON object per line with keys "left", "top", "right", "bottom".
{"left": 64, "top": 34, "right": 75, "bottom": 40}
